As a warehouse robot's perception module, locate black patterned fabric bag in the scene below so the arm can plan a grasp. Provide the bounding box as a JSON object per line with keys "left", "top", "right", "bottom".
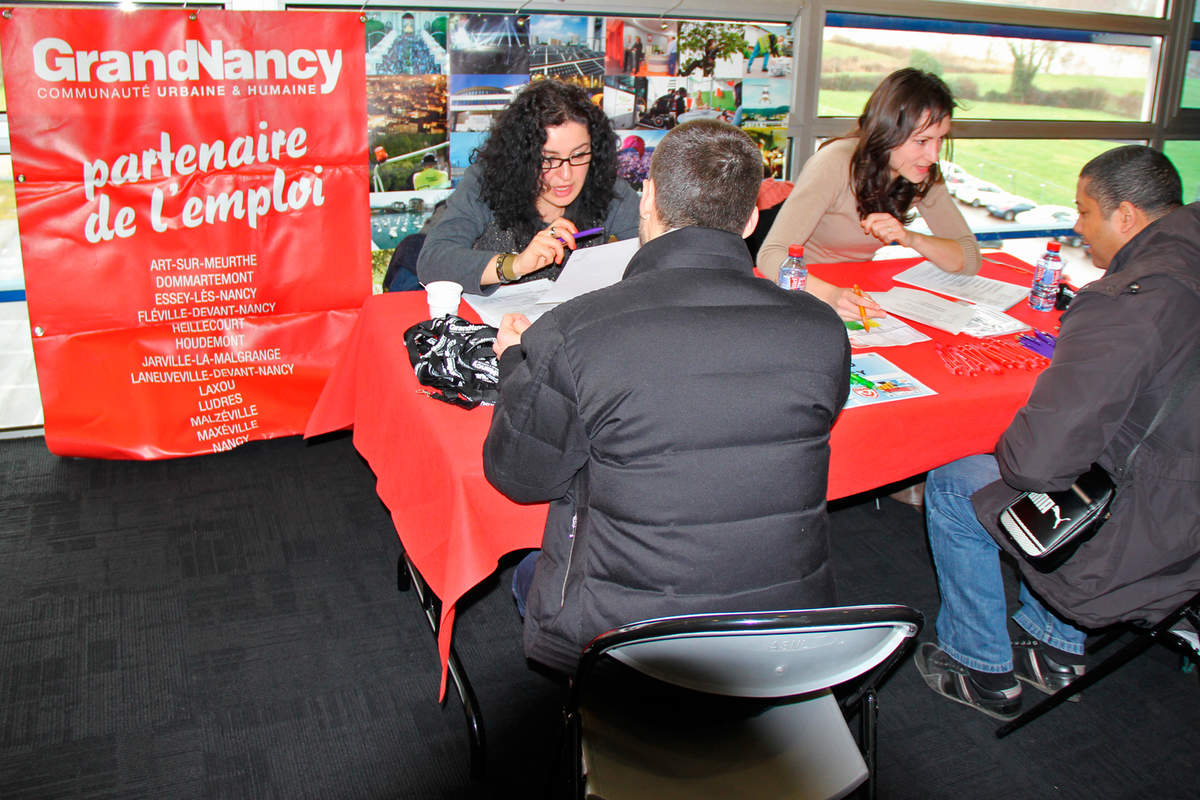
{"left": 403, "top": 315, "right": 500, "bottom": 409}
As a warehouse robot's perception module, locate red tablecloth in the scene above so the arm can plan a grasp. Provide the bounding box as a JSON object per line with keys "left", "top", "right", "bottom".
{"left": 305, "top": 254, "right": 1058, "bottom": 696}
{"left": 822, "top": 254, "right": 1057, "bottom": 499}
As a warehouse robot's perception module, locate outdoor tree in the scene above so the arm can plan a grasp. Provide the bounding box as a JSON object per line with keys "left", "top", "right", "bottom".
{"left": 1008, "top": 41, "right": 1058, "bottom": 101}
{"left": 909, "top": 49, "right": 944, "bottom": 76}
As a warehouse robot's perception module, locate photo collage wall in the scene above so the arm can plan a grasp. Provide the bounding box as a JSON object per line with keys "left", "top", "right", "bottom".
{"left": 365, "top": 12, "right": 793, "bottom": 259}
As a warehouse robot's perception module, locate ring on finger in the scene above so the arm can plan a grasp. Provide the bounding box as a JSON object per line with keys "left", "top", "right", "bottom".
{"left": 548, "top": 226, "right": 557, "bottom": 237}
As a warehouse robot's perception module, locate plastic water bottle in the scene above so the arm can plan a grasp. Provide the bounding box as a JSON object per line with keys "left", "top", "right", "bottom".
{"left": 1029, "top": 241, "right": 1063, "bottom": 311}
{"left": 777, "top": 244, "right": 808, "bottom": 291}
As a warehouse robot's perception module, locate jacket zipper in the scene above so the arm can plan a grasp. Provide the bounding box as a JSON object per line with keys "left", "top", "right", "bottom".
{"left": 560, "top": 512, "right": 577, "bottom": 608}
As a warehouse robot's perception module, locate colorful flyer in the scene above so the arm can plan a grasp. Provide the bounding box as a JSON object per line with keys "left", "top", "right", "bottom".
{"left": 844, "top": 352, "right": 937, "bottom": 409}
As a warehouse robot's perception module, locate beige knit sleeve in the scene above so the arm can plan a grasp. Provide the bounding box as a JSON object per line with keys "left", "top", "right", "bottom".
{"left": 918, "top": 181, "right": 982, "bottom": 276}
{"left": 756, "top": 145, "right": 848, "bottom": 276}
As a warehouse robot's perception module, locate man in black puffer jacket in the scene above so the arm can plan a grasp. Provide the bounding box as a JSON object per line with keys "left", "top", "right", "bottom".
{"left": 482, "top": 119, "right": 851, "bottom": 675}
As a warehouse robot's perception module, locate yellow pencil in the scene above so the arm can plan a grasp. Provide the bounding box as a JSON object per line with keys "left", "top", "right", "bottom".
{"left": 853, "top": 284, "right": 872, "bottom": 331}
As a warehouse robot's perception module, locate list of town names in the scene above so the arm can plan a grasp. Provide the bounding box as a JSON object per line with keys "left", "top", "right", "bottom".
{"left": 131, "top": 253, "right": 295, "bottom": 452}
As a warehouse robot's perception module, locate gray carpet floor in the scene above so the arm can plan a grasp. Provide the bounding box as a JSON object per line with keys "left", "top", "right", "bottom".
{"left": 0, "top": 434, "right": 1195, "bottom": 799}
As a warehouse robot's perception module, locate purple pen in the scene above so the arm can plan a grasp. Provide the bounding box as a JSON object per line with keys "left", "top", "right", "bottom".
{"left": 555, "top": 226, "right": 603, "bottom": 243}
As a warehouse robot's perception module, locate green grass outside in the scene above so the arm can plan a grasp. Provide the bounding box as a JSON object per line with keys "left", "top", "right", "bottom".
{"left": 1163, "top": 141, "right": 1200, "bottom": 203}
{"left": 944, "top": 72, "right": 1146, "bottom": 97}
{"left": 1182, "top": 74, "right": 1200, "bottom": 108}
{"left": 949, "top": 140, "right": 1116, "bottom": 206}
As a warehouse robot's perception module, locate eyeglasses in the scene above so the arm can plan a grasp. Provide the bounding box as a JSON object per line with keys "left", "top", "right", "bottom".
{"left": 540, "top": 151, "right": 592, "bottom": 171}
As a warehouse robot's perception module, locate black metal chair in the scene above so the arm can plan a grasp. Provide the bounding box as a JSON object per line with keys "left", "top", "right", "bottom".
{"left": 564, "top": 605, "right": 923, "bottom": 800}
{"left": 996, "top": 589, "right": 1200, "bottom": 738}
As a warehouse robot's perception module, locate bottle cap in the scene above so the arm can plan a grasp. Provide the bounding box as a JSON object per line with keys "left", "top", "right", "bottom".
{"left": 787, "top": 244, "right": 805, "bottom": 258}
{"left": 1047, "top": 241, "right": 1061, "bottom": 252}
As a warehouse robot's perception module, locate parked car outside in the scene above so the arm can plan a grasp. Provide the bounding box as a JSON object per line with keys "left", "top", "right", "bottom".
{"left": 939, "top": 160, "right": 970, "bottom": 190}
{"left": 986, "top": 195, "right": 1037, "bottom": 221}
{"left": 954, "top": 180, "right": 1007, "bottom": 207}
{"left": 1014, "top": 204, "right": 1077, "bottom": 226}
{"left": 1014, "top": 205, "right": 1083, "bottom": 247}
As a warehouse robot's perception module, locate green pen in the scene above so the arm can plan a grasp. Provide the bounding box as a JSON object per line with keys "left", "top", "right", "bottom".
{"left": 849, "top": 373, "right": 876, "bottom": 390}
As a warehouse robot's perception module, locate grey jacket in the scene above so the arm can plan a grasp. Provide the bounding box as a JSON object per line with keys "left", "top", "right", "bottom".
{"left": 483, "top": 227, "right": 850, "bottom": 674}
{"left": 973, "top": 202, "right": 1200, "bottom": 627}
{"left": 415, "top": 162, "right": 641, "bottom": 293}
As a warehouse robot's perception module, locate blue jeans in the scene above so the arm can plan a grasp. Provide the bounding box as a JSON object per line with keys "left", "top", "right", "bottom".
{"left": 748, "top": 42, "right": 769, "bottom": 71}
{"left": 926, "top": 454, "right": 1087, "bottom": 674}
{"left": 512, "top": 550, "right": 540, "bottom": 618}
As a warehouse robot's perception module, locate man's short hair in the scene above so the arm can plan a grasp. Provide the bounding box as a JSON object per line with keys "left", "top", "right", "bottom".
{"left": 649, "top": 119, "right": 761, "bottom": 234}
{"left": 1079, "top": 145, "right": 1182, "bottom": 217}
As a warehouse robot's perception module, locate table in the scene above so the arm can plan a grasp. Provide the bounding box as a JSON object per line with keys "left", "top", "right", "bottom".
{"left": 304, "top": 253, "right": 1057, "bottom": 738}
{"left": 818, "top": 254, "right": 1058, "bottom": 500}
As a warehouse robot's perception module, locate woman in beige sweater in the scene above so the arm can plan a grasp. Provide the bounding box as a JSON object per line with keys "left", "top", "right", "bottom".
{"left": 758, "top": 69, "right": 981, "bottom": 320}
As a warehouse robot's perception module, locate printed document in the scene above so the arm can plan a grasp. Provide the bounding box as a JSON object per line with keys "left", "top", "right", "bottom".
{"left": 463, "top": 279, "right": 554, "bottom": 328}
{"left": 463, "top": 238, "right": 641, "bottom": 327}
{"left": 873, "top": 287, "right": 976, "bottom": 335}
{"left": 537, "top": 237, "right": 640, "bottom": 305}
{"left": 892, "top": 260, "right": 1029, "bottom": 310}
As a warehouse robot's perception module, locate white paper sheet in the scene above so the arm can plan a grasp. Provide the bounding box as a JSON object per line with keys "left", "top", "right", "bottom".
{"left": 536, "top": 238, "right": 640, "bottom": 305}
{"left": 892, "top": 260, "right": 1029, "bottom": 310}
{"left": 462, "top": 279, "right": 554, "bottom": 328}
{"left": 873, "top": 287, "right": 976, "bottom": 335}
{"left": 961, "top": 304, "right": 1030, "bottom": 338}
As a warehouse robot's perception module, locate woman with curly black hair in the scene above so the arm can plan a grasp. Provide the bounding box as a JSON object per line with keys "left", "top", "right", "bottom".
{"left": 417, "top": 79, "right": 640, "bottom": 292}
{"left": 757, "top": 68, "right": 980, "bottom": 321}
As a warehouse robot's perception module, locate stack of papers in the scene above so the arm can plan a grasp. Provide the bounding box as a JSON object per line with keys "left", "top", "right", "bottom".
{"left": 892, "top": 260, "right": 1029, "bottom": 310}
{"left": 873, "top": 287, "right": 976, "bottom": 335}
{"left": 961, "top": 304, "right": 1030, "bottom": 338}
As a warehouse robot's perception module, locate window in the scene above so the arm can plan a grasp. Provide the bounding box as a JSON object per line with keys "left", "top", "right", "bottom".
{"left": 1182, "top": 12, "right": 1200, "bottom": 109}
{"left": 1163, "top": 140, "right": 1200, "bottom": 203}
{"left": 949, "top": 0, "right": 1163, "bottom": 16}
{"left": 948, "top": 139, "right": 1132, "bottom": 208}
{"left": 821, "top": 14, "right": 1158, "bottom": 122}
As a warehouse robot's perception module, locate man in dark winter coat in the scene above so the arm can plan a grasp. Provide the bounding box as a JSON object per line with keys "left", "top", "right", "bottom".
{"left": 916, "top": 145, "right": 1200, "bottom": 721}
{"left": 482, "top": 119, "right": 850, "bottom": 675}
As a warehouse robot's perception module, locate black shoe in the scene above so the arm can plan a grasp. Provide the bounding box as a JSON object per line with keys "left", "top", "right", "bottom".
{"left": 1012, "top": 637, "right": 1086, "bottom": 700}
{"left": 914, "top": 642, "right": 1022, "bottom": 721}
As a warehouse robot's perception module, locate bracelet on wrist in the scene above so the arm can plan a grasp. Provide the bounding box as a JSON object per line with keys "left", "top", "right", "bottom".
{"left": 494, "top": 253, "right": 519, "bottom": 285}
{"left": 498, "top": 253, "right": 519, "bottom": 283}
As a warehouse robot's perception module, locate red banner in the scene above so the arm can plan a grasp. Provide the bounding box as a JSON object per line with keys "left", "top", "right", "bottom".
{"left": 1, "top": 8, "right": 369, "bottom": 457}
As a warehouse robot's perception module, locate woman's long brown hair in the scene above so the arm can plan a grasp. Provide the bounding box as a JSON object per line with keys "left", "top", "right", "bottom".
{"left": 846, "top": 68, "right": 957, "bottom": 223}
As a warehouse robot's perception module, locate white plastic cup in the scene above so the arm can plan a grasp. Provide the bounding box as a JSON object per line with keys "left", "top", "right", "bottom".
{"left": 425, "top": 281, "right": 463, "bottom": 319}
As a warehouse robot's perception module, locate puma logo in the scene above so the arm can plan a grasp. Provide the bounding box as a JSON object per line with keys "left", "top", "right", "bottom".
{"left": 1030, "top": 492, "right": 1072, "bottom": 529}
{"left": 1049, "top": 504, "right": 1071, "bottom": 530}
